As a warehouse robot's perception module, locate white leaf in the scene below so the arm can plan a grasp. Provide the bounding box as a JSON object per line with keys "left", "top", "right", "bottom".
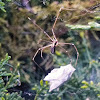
{"left": 44, "top": 64, "right": 76, "bottom": 92}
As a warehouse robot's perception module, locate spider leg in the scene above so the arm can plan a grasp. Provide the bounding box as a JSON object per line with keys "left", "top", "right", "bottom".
{"left": 58, "top": 42, "right": 79, "bottom": 66}
{"left": 32, "top": 44, "right": 52, "bottom": 70}
{"left": 38, "top": 40, "right": 52, "bottom": 60}
{"left": 58, "top": 45, "right": 72, "bottom": 64}
{"left": 33, "top": 44, "right": 52, "bottom": 61}
{"left": 41, "top": 49, "right": 45, "bottom": 60}
{"left": 28, "top": 17, "right": 53, "bottom": 41}
{"left": 52, "top": 7, "right": 75, "bottom": 40}
{"left": 52, "top": 29, "right": 57, "bottom": 40}
{"left": 32, "top": 48, "right": 42, "bottom": 70}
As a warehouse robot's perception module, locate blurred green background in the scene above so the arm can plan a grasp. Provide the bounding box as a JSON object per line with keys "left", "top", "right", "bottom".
{"left": 0, "top": 0, "right": 100, "bottom": 100}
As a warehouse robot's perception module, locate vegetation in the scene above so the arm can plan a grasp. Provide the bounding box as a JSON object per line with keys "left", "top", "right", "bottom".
{"left": 0, "top": 0, "right": 11, "bottom": 12}
{"left": 0, "top": 54, "right": 23, "bottom": 100}
{"left": 0, "top": 0, "right": 100, "bottom": 100}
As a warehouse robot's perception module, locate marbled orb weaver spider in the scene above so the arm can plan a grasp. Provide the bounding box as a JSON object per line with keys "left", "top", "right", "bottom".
{"left": 28, "top": 7, "right": 79, "bottom": 66}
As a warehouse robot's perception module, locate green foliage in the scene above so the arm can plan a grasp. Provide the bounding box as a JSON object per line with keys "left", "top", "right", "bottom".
{"left": 95, "top": 16, "right": 100, "bottom": 20}
{"left": 81, "top": 80, "right": 100, "bottom": 98}
{"left": 66, "top": 21, "right": 100, "bottom": 30}
{"left": 0, "top": 54, "right": 23, "bottom": 100}
{"left": 32, "top": 80, "right": 49, "bottom": 100}
{"left": 66, "top": 24, "right": 91, "bottom": 30}
{"left": 0, "top": 0, "right": 6, "bottom": 12}
{"left": 0, "top": 92, "right": 24, "bottom": 100}
{"left": 0, "top": 0, "right": 100, "bottom": 100}
{"left": 0, "top": 0, "right": 11, "bottom": 12}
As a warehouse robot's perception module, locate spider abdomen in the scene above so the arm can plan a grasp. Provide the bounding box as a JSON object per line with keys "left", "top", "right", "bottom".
{"left": 51, "top": 46, "right": 56, "bottom": 54}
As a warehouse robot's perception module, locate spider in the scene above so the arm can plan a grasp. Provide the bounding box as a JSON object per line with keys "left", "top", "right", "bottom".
{"left": 28, "top": 7, "right": 79, "bottom": 66}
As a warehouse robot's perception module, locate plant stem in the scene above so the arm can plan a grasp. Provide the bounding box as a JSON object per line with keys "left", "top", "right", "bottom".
{"left": 34, "top": 93, "right": 39, "bottom": 100}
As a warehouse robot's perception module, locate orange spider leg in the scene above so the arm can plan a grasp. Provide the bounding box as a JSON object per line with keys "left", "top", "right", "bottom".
{"left": 53, "top": 7, "right": 75, "bottom": 29}
{"left": 58, "top": 42, "right": 79, "bottom": 66}
{"left": 51, "top": 7, "right": 76, "bottom": 41}
{"left": 33, "top": 44, "right": 52, "bottom": 61}
{"left": 58, "top": 45, "right": 72, "bottom": 64}
{"left": 32, "top": 44, "right": 52, "bottom": 70}
{"left": 28, "top": 17, "right": 53, "bottom": 41}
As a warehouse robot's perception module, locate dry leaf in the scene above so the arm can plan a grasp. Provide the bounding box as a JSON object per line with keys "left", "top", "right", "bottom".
{"left": 44, "top": 64, "right": 76, "bottom": 92}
